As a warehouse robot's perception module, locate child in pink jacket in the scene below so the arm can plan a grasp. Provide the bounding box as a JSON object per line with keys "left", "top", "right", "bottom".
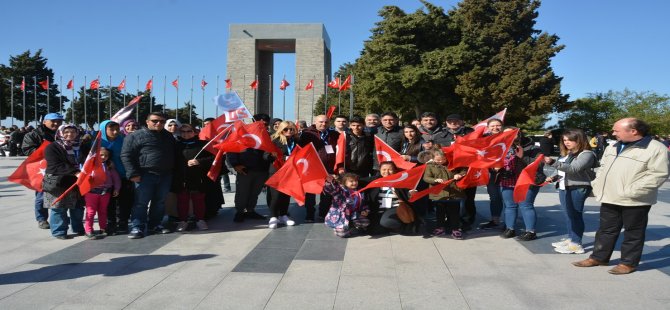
{"left": 84, "top": 147, "right": 121, "bottom": 239}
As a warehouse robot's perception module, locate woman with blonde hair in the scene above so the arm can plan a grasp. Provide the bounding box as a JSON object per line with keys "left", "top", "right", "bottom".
{"left": 266, "top": 121, "right": 299, "bottom": 228}
{"left": 545, "top": 129, "right": 598, "bottom": 254}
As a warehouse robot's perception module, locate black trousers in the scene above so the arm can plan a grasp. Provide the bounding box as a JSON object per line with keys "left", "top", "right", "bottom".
{"left": 590, "top": 203, "right": 651, "bottom": 267}
{"left": 233, "top": 170, "right": 268, "bottom": 214}
{"left": 304, "top": 192, "right": 333, "bottom": 220}
{"left": 107, "top": 178, "right": 134, "bottom": 230}
{"left": 462, "top": 187, "right": 477, "bottom": 224}
{"left": 434, "top": 200, "right": 462, "bottom": 230}
{"left": 268, "top": 187, "right": 290, "bottom": 218}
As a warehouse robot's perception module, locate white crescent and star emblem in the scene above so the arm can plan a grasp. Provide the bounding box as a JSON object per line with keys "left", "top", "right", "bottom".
{"left": 474, "top": 170, "right": 482, "bottom": 178}
{"left": 242, "top": 134, "right": 262, "bottom": 149}
{"left": 296, "top": 159, "right": 309, "bottom": 174}
{"left": 476, "top": 143, "right": 506, "bottom": 162}
{"left": 384, "top": 172, "right": 409, "bottom": 183}
{"left": 376, "top": 150, "right": 392, "bottom": 162}
{"left": 38, "top": 160, "right": 46, "bottom": 176}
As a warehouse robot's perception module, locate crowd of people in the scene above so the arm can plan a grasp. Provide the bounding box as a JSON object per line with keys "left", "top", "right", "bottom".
{"left": 5, "top": 109, "right": 669, "bottom": 275}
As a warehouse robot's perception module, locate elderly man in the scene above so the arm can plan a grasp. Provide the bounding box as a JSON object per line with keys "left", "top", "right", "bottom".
{"left": 121, "top": 112, "right": 180, "bottom": 239}
{"left": 364, "top": 113, "right": 380, "bottom": 134}
{"left": 23, "top": 113, "right": 64, "bottom": 230}
{"left": 300, "top": 114, "right": 340, "bottom": 222}
{"left": 573, "top": 118, "right": 669, "bottom": 274}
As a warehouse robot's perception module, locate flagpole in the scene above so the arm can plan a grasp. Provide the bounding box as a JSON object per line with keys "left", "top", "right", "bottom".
{"left": 33, "top": 77, "right": 37, "bottom": 127}
{"left": 311, "top": 75, "right": 315, "bottom": 119}
{"left": 201, "top": 75, "right": 206, "bottom": 127}
{"left": 176, "top": 75, "right": 179, "bottom": 120}
{"left": 163, "top": 75, "right": 167, "bottom": 115}
{"left": 10, "top": 78, "right": 14, "bottom": 127}
{"left": 136, "top": 75, "right": 139, "bottom": 121}
{"left": 59, "top": 76, "right": 63, "bottom": 113}
{"left": 84, "top": 76, "right": 87, "bottom": 129}
{"left": 123, "top": 75, "right": 127, "bottom": 107}
{"left": 337, "top": 75, "right": 341, "bottom": 115}
{"left": 349, "top": 74, "right": 354, "bottom": 120}
{"left": 109, "top": 75, "right": 113, "bottom": 119}
{"left": 46, "top": 76, "right": 50, "bottom": 114}
{"left": 297, "top": 75, "right": 300, "bottom": 121}
{"left": 215, "top": 75, "right": 219, "bottom": 117}
{"left": 324, "top": 74, "right": 328, "bottom": 115}
{"left": 96, "top": 75, "right": 101, "bottom": 129}
{"left": 269, "top": 74, "right": 273, "bottom": 118}
{"left": 190, "top": 75, "right": 194, "bottom": 124}
{"left": 22, "top": 77, "right": 26, "bottom": 127}
{"left": 71, "top": 75, "right": 75, "bottom": 124}
{"left": 254, "top": 74, "right": 258, "bottom": 114}
{"left": 149, "top": 75, "right": 153, "bottom": 113}
{"left": 282, "top": 74, "right": 286, "bottom": 119}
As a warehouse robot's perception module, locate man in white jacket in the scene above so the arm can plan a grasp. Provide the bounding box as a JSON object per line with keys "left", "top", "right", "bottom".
{"left": 573, "top": 118, "right": 669, "bottom": 274}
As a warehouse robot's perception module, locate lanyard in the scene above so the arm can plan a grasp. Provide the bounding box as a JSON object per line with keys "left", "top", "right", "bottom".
{"left": 402, "top": 142, "right": 409, "bottom": 154}
{"left": 320, "top": 130, "right": 329, "bottom": 145}
{"left": 287, "top": 139, "right": 295, "bottom": 156}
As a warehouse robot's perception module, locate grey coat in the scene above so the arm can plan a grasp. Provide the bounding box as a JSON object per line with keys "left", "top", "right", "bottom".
{"left": 550, "top": 150, "right": 597, "bottom": 187}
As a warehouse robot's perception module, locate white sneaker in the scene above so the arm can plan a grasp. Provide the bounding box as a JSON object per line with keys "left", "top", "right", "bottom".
{"left": 268, "top": 217, "right": 279, "bottom": 229}
{"left": 176, "top": 221, "right": 188, "bottom": 232}
{"left": 551, "top": 238, "right": 571, "bottom": 248}
{"left": 279, "top": 215, "right": 295, "bottom": 226}
{"left": 554, "top": 242, "right": 585, "bottom": 254}
{"left": 196, "top": 220, "right": 208, "bottom": 231}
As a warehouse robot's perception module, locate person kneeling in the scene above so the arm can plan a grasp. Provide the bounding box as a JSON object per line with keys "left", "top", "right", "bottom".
{"left": 323, "top": 173, "right": 370, "bottom": 237}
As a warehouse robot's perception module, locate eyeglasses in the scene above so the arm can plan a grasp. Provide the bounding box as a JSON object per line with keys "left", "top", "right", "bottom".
{"left": 282, "top": 128, "right": 295, "bottom": 132}
{"left": 180, "top": 130, "right": 194, "bottom": 133}
{"left": 149, "top": 119, "right": 166, "bottom": 124}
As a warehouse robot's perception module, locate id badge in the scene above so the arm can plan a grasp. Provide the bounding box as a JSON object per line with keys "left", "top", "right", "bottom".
{"left": 325, "top": 145, "right": 334, "bottom": 154}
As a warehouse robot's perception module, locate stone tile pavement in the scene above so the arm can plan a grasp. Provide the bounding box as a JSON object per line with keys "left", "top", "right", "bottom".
{"left": 1, "top": 156, "right": 669, "bottom": 309}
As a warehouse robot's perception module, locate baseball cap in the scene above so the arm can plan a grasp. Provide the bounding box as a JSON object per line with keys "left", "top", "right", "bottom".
{"left": 44, "top": 113, "right": 64, "bottom": 121}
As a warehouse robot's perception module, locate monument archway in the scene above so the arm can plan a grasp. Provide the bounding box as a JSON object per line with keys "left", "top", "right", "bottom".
{"left": 227, "top": 23, "right": 332, "bottom": 120}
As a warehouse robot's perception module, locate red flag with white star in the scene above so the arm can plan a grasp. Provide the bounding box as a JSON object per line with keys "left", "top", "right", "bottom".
{"left": 201, "top": 79, "right": 208, "bottom": 90}
{"left": 8, "top": 141, "right": 51, "bottom": 191}
{"left": 117, "top": 79, "right": 126, "bottom": 91}
{"left": 38, "top": 80, "right": 49, "bottom": 90}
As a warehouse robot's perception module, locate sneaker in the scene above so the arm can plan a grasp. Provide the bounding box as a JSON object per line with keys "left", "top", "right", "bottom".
{"left": 128, "top": 228, "right": 144, "bottom": 239}
{"left": 268, "top": 217, "right": 279, "bottom": 229}
{"left": 196, "top": 220, "right": 209, "bottom": 230}
{"left": 54, "top": 235, "right": 71, "bottom": 240}
{"left": 432, "top": 228, "right": 446, "bottom": 236}
{"left": 233, "top": 212, "right": 245, "bottom": 223}
{"left": 152, "top": 225, "right": 171, "bottom": 234}
{"left": 551, "top": 238, "right": 571, "bottom": 248}
{"left": 98, "top": 230, "right": 108, "bottom": 238}
{"left": 85, "top": 233, "right": 100, "bottom": 240}
{"left": 451, "top": 230, "right": 464, "bottom": 240}
{"left": 478, "top": 220, "right": 500, "bottom": 230}
{"left": 516, "top": 231, "right": 537, "bottom": 241}
{"left": 38, "top": 221, "right": 50, "bottom": 229}
{"left": 500, "top": 228, "right": 516, "bottom": 239}
{"left": 245, "top": 211, "right": 266, "bottom": 220}
{"left": 176, "top": 221, "right": 188, "bottom": 232}
{"left": 279, "top": 215, "right": 295, "bottom": 226}
{"left": 554, "top": 242, "right": 585, "bottom": 254}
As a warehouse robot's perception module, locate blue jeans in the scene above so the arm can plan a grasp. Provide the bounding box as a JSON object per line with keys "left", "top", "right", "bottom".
{"left": 501, "top": 185, "right": 539, "bottom": 231}
{"left": 131, "top": 172, "right": 172, "bottom": 232}
{"left": 558, "top": 187, "right": 590, "bottom": 244}
{"left": 35, "top": 191, "right": 48, "bottom": 222}
{"left": 486, "top": 175, "right": 503, "bottom": 218}
{"left": 50, "top": 207, "right": 84, "bottom": 237}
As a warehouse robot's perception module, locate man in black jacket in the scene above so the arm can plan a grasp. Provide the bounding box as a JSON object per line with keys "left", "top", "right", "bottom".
{"left": 121, "top": 112, "right": 178, "bottom": 239}
{"left": 337, "top": 116, "right": 373, "bottom": 178}
{"left": 22, "top": 113, "right": 63, "bottom": 230}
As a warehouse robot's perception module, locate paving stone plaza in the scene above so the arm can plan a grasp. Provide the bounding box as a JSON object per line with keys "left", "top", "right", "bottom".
{"left": 1, "top": 156, "right": 669, "bottom": 309}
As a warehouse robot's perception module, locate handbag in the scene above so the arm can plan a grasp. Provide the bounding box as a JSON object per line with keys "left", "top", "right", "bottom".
{"left": 396, "top": 201, "right": 415, "bottom": 224}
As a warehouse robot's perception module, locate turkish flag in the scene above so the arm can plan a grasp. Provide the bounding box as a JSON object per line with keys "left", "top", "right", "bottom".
{"left": 356, "top": 164, "right": 427, "bottom": 194}
{"left": 8, "top": 141, "right": 50, "bottom": 191}
{"left": 52, "top": 132, "right": 107, "bottom": 205}
{"left": 215, "top": 121, "right": 250, "bottom": 153}
{"left": 374, "top": 135, "right": 416, "bottom": 170}
{"left": 455, "top": 125, "right": 486, "bottom": 143}
{"left": 334, "top": 132, "right": 346, "bottom": 171}
{"left": 207, "top": 149, "right": 226, "bottom": 181}
{"left": 66, "top": 79, "right": 73, "bottom": 90}
{"left": 327, "top": 77, "right": 340, "bottom": 89}
{"left": 266, "top": 143, "right": 328, "bottom": 205}
{"left": 513, "top": 154, "right": 545, "bottom": 203}
{"left": 409, "top": 179, "right": 456, "bottom": 203}
{"left": 201, "top": 120, "right": 236, "bottom": 155}
{"left": 266, "top": 161, "right": 306, "bottom": 205}
{"left": 473, "top": 108, "right": 507, "bottom": 130}
{"left": 305, "top": 79, "right": 314, "bottom": 91}
{"left": 38, "top": 80, "right": 48, "bottom": 90}
{"left": 111, "top": 95, "right": 143, "bottom": 124}
{"left": 117, "top": 79, "right": 126, "bottom": 91}
{"left": 456, "top": 167, "right": 490, "bottom": 189}
{"left": 21, "top": 78, "right": 25, "bottom": 91}
{"left": 199, "top": 113, "right": 228, "bottom": 140}
{"left": 225, "top": 79, "right": 232, "bottom": 89}
{"left": 449, "top": 128, "right": 519, "bottom": 169}
{"left": 242, "top": 121, "right": 282, "bottom": 154}
{"left": 249, "top": 80, "right": 258, "bottom": 89}
{"left": 326, "top": 105, "right": 337, "bottom": 119}
{"left": 145, "top": 79, "right": 153, "bottom": 91}
{"left": 171, "top": 79, "right": 179, "bottom": 89}
{"left": 90, "top": 79, "right": 100, "bottom": 90}
{"left": 339, "top": 75, "right": 351, "bottom": 91}
{"left": 201, "top": 79, "right": 208, "bottom": 90}
{"left": 279, "top": 79, "right": 290, "bottom": 90}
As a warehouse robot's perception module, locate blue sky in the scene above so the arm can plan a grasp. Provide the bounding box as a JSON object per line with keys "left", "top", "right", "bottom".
{"left": 2, "top": 0, "right": 669, "bottom": 125}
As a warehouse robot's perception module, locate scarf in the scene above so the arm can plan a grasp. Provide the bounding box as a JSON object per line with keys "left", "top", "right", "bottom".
{"left": 55, "top": 124, "right": 81, "bottom": 166}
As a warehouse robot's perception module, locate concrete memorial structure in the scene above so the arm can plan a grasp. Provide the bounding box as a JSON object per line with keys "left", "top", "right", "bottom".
{"left": 227, "top": 23, "right": 332, "bottom": 120}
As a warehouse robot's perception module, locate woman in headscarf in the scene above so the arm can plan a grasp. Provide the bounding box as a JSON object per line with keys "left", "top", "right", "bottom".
{"left": 43, "top": 124, "right": 88, "bottom": 239}
{"left": 166, "top": 119, "right": 182, "bottom": 139}
{"left": 120, "top": 119, "right": 138, "bottom": 135}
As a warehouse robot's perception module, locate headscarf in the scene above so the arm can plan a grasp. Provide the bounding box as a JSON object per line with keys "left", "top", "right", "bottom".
{"left": 55, "top": 123, "right": 81, "bottom": 166}
{"left": 166, "top": 119, "right": 182, "bottom": 138}
{"left": 120, "top": 119, "right": 137, "bottom": 135}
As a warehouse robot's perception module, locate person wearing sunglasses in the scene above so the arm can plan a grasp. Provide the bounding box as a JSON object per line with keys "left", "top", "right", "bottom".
{"left": 121, "top": 112, "right": 180, "bottom": 239}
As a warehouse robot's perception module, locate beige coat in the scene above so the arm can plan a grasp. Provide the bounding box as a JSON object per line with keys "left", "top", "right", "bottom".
{"left": 591, "top": 136, "right": 669, "bottom": 206}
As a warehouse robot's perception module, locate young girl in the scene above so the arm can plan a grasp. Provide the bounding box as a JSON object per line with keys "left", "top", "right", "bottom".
{"left": 422, "top": 149, "right": 465, "bottom": 239}
{"left": 84, "top": 147, "right": 121, "bottom": 239}
{"left": 323, "top": 173, "right": 370, "bottom": 237}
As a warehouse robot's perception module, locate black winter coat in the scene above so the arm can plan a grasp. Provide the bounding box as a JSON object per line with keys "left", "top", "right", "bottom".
{"left": 172, "top": 138, "right": 214, "bottom": 192}
{"left": 344, "top": 132, "right": 374, "bottom": 177}
{"left": 121, "top": 128, "right": 178, "bottom": 178}
{"left": 22, "top": 125, "right": 56, "bottom": 156}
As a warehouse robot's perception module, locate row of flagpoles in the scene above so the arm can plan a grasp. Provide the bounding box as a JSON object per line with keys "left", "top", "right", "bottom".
{"left": 2, "top": 74, "right": 354, "bottom": 129}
